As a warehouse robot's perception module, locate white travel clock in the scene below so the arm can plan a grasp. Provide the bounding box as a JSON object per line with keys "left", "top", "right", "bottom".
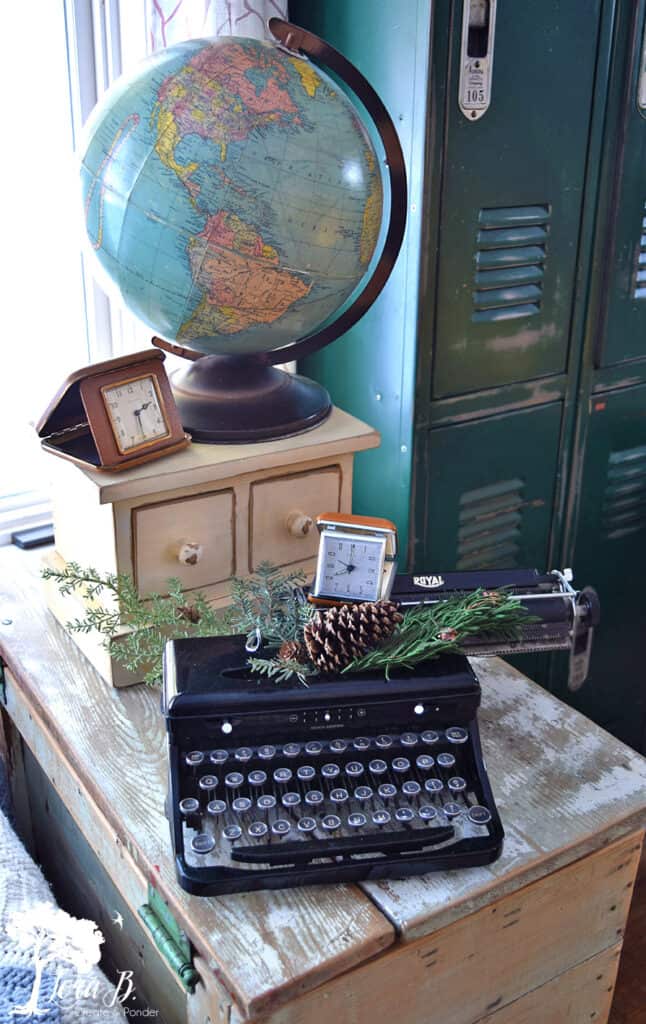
{"left": 309, "top": 513, "right": 398, "bottom": 606}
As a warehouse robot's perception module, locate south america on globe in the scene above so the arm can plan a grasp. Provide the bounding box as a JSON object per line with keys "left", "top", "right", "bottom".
{"left": 80, "top": 36, "right": 385, "bottom": 357}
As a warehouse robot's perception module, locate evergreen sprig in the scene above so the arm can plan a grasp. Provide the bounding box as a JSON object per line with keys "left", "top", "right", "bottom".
{"left": 42, "top": 562, "right": 231, "bottom": 684}
{"left": 247, "top": 654, "right": 317, "bottom": 687}
{"left": 228, "top": 562, "right": 314, "bottom": 648}
{"left": 344, "top": 589, "right": 536, "bottom": 677}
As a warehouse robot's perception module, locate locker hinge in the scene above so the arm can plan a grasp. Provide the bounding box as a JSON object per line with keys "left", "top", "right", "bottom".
{"left": 138, "top": 884, "right": 198, "bottom": 992}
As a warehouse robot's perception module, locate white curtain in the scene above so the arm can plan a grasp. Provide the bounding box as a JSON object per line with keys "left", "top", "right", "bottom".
{"left": 147, "top": 0, "right": 289, "bottom": 50}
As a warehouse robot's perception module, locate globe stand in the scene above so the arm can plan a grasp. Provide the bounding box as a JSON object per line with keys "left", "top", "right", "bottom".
{"left": 167, "top": 353, "right": 332, "bottom": 443}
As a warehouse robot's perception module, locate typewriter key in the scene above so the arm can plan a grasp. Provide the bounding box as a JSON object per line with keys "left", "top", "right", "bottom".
{"left": 448, "top": 776, "right": 467, "bottom": 793}
{"left": 424, "top": 778, "right": 444, "bottom": 794}
{"left": 402, "top": 780, "right": 421, "bottom": 797}
{"left": 272, "top": 819, "right": 291, "bottom": 835}
{"left": 179, "top": 797, "right": 200, "bottom": 815}
{"left": 345, "top": 761, "right": 364, "bottom": 778}
{"left": 372, "top": 810, "right": 391, "bottom": 825}
{"left": 330, "top": 738, "right": 348, "bottom": 753}
{"left": 421, "top": 730, "right": 440, "bottom": 745}
{"left": 321, "top": 814, "right": 341, "bottom": 831}
{"left": 416, "top": 754, "right": 434, "bottom": 771}
{"left": 400, "top": 732, "right": 419, "bottom": 747}
{"left": 392, "top": 757, "right": 410, "bottom": 773}
{"left": 191, "top": 834, "right": 215, "bottom": 855}
{"left": 185, "top": 751, "right": 204, "bottom": 768}
{"left": 248, "top": 769, "right": 267, "bottom": 787}
{"left": 296, "top": 765, "right": 315, "bottom": 782}
{"left": 297, "top": 817, "right": 317, "bottom": 832}
{"left": 207, "top": 799, "right": 227, "bottom": 817}
{"left": 235, "top": 747, "right": 253, "bottom": 762}
{"left": 418, "top": 804, "right": 438, "bottom": 820}
{"left": 283, "top": 742, "right": 301, "bottom": 757}
{"left": 257, "top": 794, "right": 276, "bottom": 810}
{"left": 443, "top": 801, "right": 462, "bottom": 818}
{"left": 378, "top": 783, "right": 397, "bottom": 799}
{"left": 257, "top": 744, "right": 276, "bottom": 760}
{"left": 467, "top": 805, "right": 492, "bottom": 825}
{"left": 273, "top": 767, "right": 293, "bottom": 784}
{"left": 330, "top": 788, "right": 349, "bottom": 804}
{"left": 368, "top": 759, "right": 388, "bottom": 775}
{"left": 375, "top": 735, "right": 394, "bottom": 748}
{"left": 321, "top": 763, "right": 340, "bottom": 779}
{"left": 353, "top": 736, "right": 371, "bottom": 751}
{"left": 225, "top": 771, "right": 244, "bottom": 788}
{"left": 232, "top": 796, "right": 252, "bottom": 814}
{"left": 305, "top": 789, "right": 324, "bottom": 805}
{"left": 198, "top": 774, "right": 218, "bottom": 791}
{"left": 395, "top": 807, "right": 414, "bottom": 822}
{"left": 354, "top": 785, "right": 373, "bottom": 802}
{"left": 248, "top": 821, "right": 268, "bottom": 838}
{"left": 282, "top": 791, "right": 301, "bottom": 807}
{"left": 347, "top": 812, "right": 367, "bottom": 828}
{"left": 445, "top": 727, "right": 469, "bottom": 744}
{"left": 209, "top": 749, "right": 228, "bottom": 765}
{"left": 305, "top": 740, "right": 323, "bottom": 756}
{"left": 223, "top": 824, "right": 242, "bottom": 841}
{"left": 437, "top": 752, "right": 456, "bottom": 769}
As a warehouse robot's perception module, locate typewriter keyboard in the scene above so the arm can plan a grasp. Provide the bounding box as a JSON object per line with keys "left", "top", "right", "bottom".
{"left": 177, "top": 726, "right": 497, "bottom": 869}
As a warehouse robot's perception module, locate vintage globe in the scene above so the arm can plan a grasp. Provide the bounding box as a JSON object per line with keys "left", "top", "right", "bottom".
{"left": 80, "top": 34, "right": 385, "bottom": 357}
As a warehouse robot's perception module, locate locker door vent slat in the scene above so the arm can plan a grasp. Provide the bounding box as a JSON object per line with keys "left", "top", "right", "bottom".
{"left": 473, "top": 205, "right": 550, "bottom": 322}
{"left": 603, "top": 444, "right": 646, "bottom": 538}
{"left": 634, "top": 202, "right": 646, "bottom": 299}
{"left": 457, "top": 478, "right": 524, "bottom": 569}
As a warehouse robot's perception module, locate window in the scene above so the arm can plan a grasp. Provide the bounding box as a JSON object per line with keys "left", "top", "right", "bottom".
{"left": 0, "top": 0, "right": 148, "bottom": 543}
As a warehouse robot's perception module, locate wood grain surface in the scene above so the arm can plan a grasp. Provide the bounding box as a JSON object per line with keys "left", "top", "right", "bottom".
{"left": 2, "top": 545, "right": 646, "bottom": 1023}
{"left": 361, "top": 655, "right": 646, "bottom": 940}
{"left": 0, "top": 547, "right": 393, "bottom": 1020}
{"left": 262, "top": 834, "right": 640, "bottom": 1024}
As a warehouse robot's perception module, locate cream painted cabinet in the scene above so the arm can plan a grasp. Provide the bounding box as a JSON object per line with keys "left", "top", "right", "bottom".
{"left": 43, "top": 407, "right": 379, "bottom": 686}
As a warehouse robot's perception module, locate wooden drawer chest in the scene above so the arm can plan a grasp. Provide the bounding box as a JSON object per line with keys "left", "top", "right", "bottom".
{"left": 1, "top": 547, "right": 646, "bottom": 1024}
{"left": 42, "top": 406, "right": 378, "bottom": 685}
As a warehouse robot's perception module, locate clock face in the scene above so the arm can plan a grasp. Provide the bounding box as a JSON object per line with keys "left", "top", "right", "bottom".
{"left": 315, "top": 530, "right": 386, "bottom": 601}
{"left": 101, "top": 375, "right": 170, "bottom": 453}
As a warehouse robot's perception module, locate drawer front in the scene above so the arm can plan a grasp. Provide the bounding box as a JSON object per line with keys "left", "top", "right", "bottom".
{"left": 133, "top": 489, "right": 235, "bottom": 595}
{"left": 249, "top": 466, "right": 341, "bottom": 571}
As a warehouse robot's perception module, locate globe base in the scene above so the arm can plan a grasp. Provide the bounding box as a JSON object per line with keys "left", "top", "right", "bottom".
{"left": 169, "top": 355, "right": 332, "bottom": 444}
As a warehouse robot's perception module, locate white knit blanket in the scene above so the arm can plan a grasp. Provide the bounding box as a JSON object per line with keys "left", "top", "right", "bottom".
{"left": 0, "top": 808, "right": 125, "bottom": 1023}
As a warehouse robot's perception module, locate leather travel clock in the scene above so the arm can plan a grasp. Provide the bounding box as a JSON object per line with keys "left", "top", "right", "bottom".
{"left": 309, "top": 512, "right": 399, "bottom": 606}
{"left": 37, "top": 350, "right": 190, "bottom": 472}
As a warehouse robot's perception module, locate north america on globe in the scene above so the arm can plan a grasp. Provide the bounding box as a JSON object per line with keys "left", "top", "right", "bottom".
{"left": 80, "top": 37, "right": 384, "bottom": 356}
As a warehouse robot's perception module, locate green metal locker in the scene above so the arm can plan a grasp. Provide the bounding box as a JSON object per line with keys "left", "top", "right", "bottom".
{"left": 292, "top": 0, "right": 646, "bottom": 752}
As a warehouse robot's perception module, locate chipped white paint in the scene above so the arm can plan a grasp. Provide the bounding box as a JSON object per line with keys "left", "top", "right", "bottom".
{"left": 362, "top": 656, "right": 646, "bottom": 941}
{"left": 0, "top": 548, "right": 393, "bottom": 1020}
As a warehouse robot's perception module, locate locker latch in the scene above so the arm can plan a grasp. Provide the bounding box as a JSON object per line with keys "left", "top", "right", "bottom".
{"left": 459, "top": 0, "right": 497, "bottom": 121}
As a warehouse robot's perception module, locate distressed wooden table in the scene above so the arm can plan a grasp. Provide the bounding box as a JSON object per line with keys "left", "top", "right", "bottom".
{"left": 1, "top": 545, "right": 646, "bottom": 1024}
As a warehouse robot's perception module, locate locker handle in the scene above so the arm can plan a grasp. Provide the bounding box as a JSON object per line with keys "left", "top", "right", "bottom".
{"left": 459, "top": 0, "right": 497, "bottom": 121}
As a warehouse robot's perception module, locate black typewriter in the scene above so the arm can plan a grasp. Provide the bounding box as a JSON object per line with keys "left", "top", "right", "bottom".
{"left": 162, "top": 567, "right": 598, "bottom": 895}
{"left": 163, "top": 636, "right": 503, "bottom": 895}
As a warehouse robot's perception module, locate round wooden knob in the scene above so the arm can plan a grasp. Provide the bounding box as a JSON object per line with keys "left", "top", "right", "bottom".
{"left": 177, "top": 540, "right": 203, "bottom": 566}
{"left": 286, "top": 511, "right": 313, "bottom": 537}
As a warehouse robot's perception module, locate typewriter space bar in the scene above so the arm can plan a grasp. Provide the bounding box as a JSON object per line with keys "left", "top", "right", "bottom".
{"left": 231, "top": 826, "right": 455, "bottom": 865}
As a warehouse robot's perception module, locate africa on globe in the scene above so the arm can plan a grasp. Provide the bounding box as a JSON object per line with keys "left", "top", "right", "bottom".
{"left": 80, "top": 35, "right": 385, "bottom": 357}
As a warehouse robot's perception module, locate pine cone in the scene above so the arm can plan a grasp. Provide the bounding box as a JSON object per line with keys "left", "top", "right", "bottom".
{"left": 177, "top": 604, "right": 201, "bottom": 624}
{"left": 278, "top": 639, "right": 308, "bottom": 664}
{"left": 304, "top": 601, "right": 403, "bottom": 674}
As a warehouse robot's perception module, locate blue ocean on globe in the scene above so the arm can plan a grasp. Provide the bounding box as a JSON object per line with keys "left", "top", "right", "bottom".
{"left": 80, "top": 36, "right": 384, "bottom": 356}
